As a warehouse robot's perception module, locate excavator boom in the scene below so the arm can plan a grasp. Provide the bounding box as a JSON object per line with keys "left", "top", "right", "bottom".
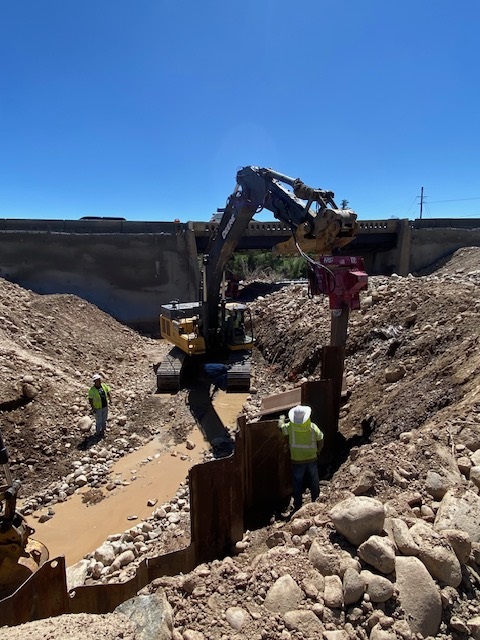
{"left": 203, "top": 166, "right": 358, "bottom": 339}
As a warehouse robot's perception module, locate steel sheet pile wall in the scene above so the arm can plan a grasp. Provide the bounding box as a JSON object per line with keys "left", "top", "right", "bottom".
{"left": 0, "top": 373, "right": 342, "bottom": 626}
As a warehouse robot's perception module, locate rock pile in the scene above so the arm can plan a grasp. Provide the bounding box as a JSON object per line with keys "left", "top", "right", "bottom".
{"left": 19, "top": 434, "right": 153, "bottom": 519}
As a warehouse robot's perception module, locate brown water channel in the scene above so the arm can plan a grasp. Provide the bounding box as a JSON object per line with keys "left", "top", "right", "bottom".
{"left": 26, "top": 391, "right": 248, "bottom": 567}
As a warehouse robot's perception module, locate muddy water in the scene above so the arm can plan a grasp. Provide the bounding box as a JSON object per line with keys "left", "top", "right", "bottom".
{"left": 27, "top": 391, "right": 248, "bottom": 567}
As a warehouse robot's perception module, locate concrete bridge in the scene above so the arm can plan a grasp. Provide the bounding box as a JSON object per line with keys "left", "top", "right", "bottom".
{"left": 0, "top": 217, "right": 479, "bottom": 331}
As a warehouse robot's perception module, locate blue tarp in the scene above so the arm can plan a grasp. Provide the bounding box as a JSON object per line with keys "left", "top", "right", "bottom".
{"left": 204, "top": 363, "right": 228, "bottom": 378}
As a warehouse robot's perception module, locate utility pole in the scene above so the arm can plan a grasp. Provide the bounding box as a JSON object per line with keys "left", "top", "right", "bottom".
{"left": 419, "top": 186, "right": 424, "bottom": 219}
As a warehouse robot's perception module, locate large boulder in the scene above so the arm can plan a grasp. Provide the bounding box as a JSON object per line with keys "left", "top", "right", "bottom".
{"left": 424, "top": 445, "right": 462, "bottom": 499}
{"left": 77, "top": 416, "right": 93, "bottom": 433}
{"left": 410, "top": 521, "right": 462, "bottom": 587}
{"left": 425, "top": 470, "right": 454, "bottom": 500}
{"left": 369, "top": 623, "right": 397, "bottom": 640}
{"left": 467, "top": 616, "right": 480, "bottom": 640}
{"left": 457, "top": 427, "right": 480, "bottom": 452}
{"left": 342, "top": 568, "right": 365, "bottom": 605}
{"left": 301, "top": 569, "right": 324, "bottom": 598}
{"left": 66, "top": 559, "right": 89, "bottom": 591}
{"left": 93, "top": 542, "right": 116, "bottom": 566}
{"left": 361, "top": 570, "right": 394, "bottom": 603}
{"left": 441, "top": 528, "right": 472, "bottom": 564}
{"left": 323, "top": 575, "right": 343, "bottom": 609}
{"left": 387, "top": 517, "right": 420, "bottom": 556}
{"left": 283, "top": 610, "right": 324, "bottom": 635}
{"left": 115, "top": 591, "right": 173, "bottom": 640}
{"left": 225, "top": 607, "right": 251, "bottom": 631}
{"left": 308, "top": 540, "right": 341, "bottom": 575}
{"left": 328, "top": 497, "right": 385, "bottom": 546}
{"left": 395, "top": 556, "right": 442, "bottom": 637}
{"left": 434, "top": 487, "right": 480, "bottom": 543}
{"left": 357, "top": 535, "right": 396, "bottom": 574}
{"left": 470, "top": 466, "right": 480, "bottom": 488}
{"left": 264, "top": 574, "right": 303, "bottom": 614}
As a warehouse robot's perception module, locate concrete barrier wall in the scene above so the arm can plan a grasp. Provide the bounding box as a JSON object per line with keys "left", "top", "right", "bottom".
{"left": 409, "top": 224, "right": 480, "bottom": 273}
{"left": 0, "top": 228, "right": 199, "bottom": 333}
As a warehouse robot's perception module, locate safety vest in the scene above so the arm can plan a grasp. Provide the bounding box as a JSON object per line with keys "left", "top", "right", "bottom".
{"left": 88, "top": 383, "right": 110, "bottom": 409}
{"left": 281, "top": 418, "right": 324, "bottom": 463}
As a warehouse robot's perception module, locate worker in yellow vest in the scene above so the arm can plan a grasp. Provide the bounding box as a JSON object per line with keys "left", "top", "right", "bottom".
{"left": 88, "top": 373, "right": 112, "bottom": 438}
{"left": 279, "top": 405, "right": 324, "bottom": 512}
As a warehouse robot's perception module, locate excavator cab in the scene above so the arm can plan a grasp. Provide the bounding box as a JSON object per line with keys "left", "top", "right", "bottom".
{"left": 222, "top": 302, "right": 255, "bottom": 351}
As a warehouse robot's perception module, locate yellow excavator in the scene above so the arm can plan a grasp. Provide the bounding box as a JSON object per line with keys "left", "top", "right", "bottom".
{"left": 156, "top": 165, "right": 363, "bottom": 392}
{"left": 0, "top": 431, "right": 48, "bottom": 600}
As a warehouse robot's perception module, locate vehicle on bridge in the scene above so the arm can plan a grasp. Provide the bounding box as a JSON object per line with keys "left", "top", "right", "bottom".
{"left": 79, "top": 216, "right": 126, "bottom": 220}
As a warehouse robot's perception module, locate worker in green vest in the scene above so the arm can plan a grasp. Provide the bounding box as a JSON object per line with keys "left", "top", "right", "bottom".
{"left": 88, "top": 373, "right": 112, "bottom": 438}
{"left": 279, "top": 405, "right": 324, "bottom": 512}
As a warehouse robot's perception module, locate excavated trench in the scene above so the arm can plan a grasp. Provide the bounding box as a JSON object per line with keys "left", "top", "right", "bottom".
{"left": 24, "top": 389, "right": 248, "bottom": 568}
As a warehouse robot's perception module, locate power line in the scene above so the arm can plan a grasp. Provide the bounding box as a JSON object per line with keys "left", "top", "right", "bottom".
{"left": 425, "top": 196, "right": 480, "bottom": 204}
{"left": 411, "top": 188, "right": 480, "bottom": 219}
{"left": 405, "top": 195, "right": 419, "bottom": 216}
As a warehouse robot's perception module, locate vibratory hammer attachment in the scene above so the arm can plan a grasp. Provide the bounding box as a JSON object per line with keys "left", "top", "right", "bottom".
{"left": 307, "top": 255, "right": 368, "bottom": 311}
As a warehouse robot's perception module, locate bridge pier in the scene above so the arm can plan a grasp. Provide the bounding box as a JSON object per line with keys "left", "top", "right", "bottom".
{"left": 396, "top": 219, "right": 412, "bottom": 276}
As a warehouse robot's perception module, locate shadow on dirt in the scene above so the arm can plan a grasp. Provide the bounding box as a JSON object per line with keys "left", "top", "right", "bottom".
{"left": 0, "top": 396, "right": 31, "bottom": 412}
{"left": 187, "top": 370, "right": 234, "bottom": 458}
{"left": 77, "top": 432, "right": 105, "bottom": 451}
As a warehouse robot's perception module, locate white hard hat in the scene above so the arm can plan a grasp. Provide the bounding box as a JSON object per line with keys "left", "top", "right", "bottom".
{"left": 92, "top": 373, "right": 101, "bottom": 381}
{"left": 289, "top": 405, "right": 311, "bottom": 424}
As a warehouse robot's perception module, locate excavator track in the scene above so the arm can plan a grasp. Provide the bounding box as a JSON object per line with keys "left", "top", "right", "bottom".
{"left": 155, "top": 347, "right": 187, "bottom": 392}
{"left": 226, "top": 352, "right": 251, "bottom": 391}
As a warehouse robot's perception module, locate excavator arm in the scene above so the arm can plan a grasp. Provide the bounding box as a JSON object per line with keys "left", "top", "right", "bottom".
{"left": 203, "top": 166, "right": 359, "bottom": 343}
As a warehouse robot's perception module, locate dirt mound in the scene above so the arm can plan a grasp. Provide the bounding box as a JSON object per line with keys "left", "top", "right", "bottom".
{"left": 417, "top": 246, "right": 480, "bottom": 276}
{"left": 0, "top": 278, "right": 166, "bottom": 494}
{"left": 248, "top": 248, "right": 480, "bottom": 501}
{"left": 252, "top": 249, "right": 480, "bottom": 410}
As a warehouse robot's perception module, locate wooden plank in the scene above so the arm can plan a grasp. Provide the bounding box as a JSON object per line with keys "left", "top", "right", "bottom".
{"left": 258, "top": 388, "right": 301, "bottom": 416}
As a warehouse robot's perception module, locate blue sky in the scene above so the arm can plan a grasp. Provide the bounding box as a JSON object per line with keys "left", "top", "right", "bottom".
{"left": 1, "top": 0, "right": 479, "bottom": 222}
